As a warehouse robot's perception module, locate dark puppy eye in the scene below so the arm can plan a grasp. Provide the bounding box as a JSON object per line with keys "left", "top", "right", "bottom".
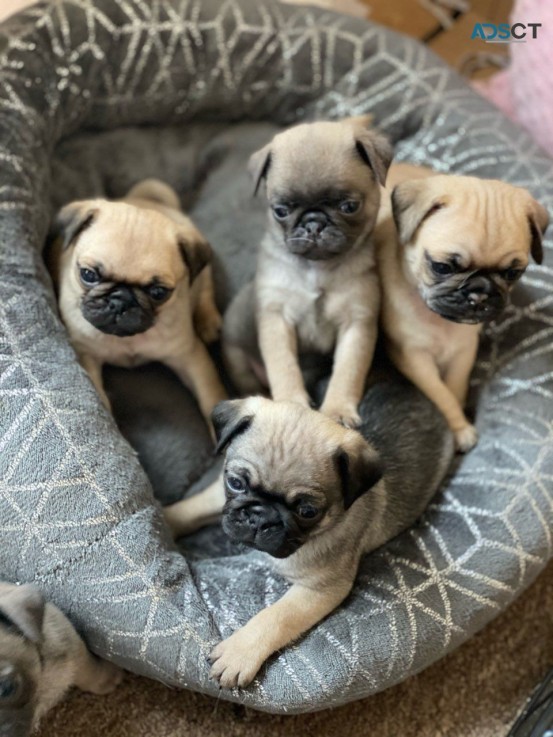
{"left": 339, "top": 200, "right": 360, "bottom": 215}
{"left": 148, "top": 285, "right": 171, "bottom": 302}
{"left": 0, "top": 670, "right": 20, "bottom": 701}
{"left": 297, "top": 504, "right": 320, "bottom": 520}
{"left": 226, "top": 474, "right": 247, "bottom": 494}
{"left": 501, "top": 267, "right": 524, "bottom": 282}
{"left": 272, "top": 204, "right": 291, "bottom": 220}
{"left": 430, "top": 260, "right": 454, "bottom": 277}
{"left": 80, "top": 267, "right": 100, "bottom": 286}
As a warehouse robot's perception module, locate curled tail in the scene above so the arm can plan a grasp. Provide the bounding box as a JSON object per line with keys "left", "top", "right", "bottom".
{"left": 127, "top": 178, "right": 181, "bottom": 210}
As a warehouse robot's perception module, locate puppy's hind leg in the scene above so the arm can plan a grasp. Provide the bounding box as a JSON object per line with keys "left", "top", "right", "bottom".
{"left": 164, "top": 473, "right": 225, "bottom": 538}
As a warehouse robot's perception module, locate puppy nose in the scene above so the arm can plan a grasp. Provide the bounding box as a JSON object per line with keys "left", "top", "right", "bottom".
{"left": 301, "top": 212, "right": 327, "bottom": 235}
{"left": 243, "top": 503, "right": 281, "bottom": 528}
{"left": 467, "top": 292, "right": 488, "bottom": 305}
{"left": 465, "top": 275, "right": 493, "bottom": 304}
{"left": 239, "top": 504, "right": 263, "bottom": 526}
{"left": 109, "top": 286, "right": 137, "bottom": 314}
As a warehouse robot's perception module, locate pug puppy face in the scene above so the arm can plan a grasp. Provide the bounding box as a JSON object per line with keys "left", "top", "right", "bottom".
{"left": 54, "top": 200, "right": 211, "bottom": 337}
{"left": 249, "top": 116, "right": 393, "bottom": 261}
{"left": 211, "top": 397, "right": 382, "bottom": 559}
{"left": 0, "top": 654, "right": 36, "bottom": 737}
{"left": 0, "top": 656, "right": 35, "bottom": 737}
{"left": 0, "top": 585, "right": 44, "bottom": 737}
{"left": 392, "top": 175, "right": 549, "bottom": 324}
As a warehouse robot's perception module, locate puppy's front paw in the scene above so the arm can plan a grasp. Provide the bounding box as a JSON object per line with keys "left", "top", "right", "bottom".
{"left": 455, "top": 424, "right": 478, "bottom": 453}
{"left": 209, "top": 631, "right": 266, "bottom": 689}
{"left": 89, "top": 661, "right": 124, "bottom": 695}
{"left": 320, "top": 401, "right": 361, "bottom": 429}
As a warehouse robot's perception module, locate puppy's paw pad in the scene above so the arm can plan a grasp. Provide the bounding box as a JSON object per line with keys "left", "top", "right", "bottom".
{"left": 208, "top": 636, "right": 262, "bottom": 689}
{"left": 455, "top": 425, "right": 478, "bottom": 453}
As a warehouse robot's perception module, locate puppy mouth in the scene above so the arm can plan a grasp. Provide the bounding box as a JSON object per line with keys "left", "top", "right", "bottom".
{"left": 81, "top": 304, "right": 155, "bottom": 336}
{"left": 285, "top": 229, "right": 351, "bottom": 261}
{"left": 221, "top": 509, "right": 303, "bottom": 558}
{"left": 81, "top": 289, "right": 155, "bottom": 337}
{"left": 424, "top": 289, "right": 506, "bottom": 324}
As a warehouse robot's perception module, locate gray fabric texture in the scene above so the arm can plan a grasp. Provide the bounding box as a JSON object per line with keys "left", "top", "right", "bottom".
{"left": 0, "top": 0, "right": 552, "bottom": 714}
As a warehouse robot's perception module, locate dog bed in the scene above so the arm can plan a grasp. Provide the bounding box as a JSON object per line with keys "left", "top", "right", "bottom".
{"left": 0, "top": 0, "right": 552, "bottom": 714}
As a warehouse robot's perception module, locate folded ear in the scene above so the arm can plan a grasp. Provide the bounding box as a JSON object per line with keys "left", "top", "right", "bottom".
{"left": 334, "top": 440, "right": 383, "bottom": 511}
{"left": 248, "top": 143, "right": 272, "bottom": 196}
{"left": 52, "top": 201, "right": 98, "bottom": 250}
{"left": 178, "top": 234, "right": 212, "bottom": 282}
{"left": 0, "top": 585, "right": 45, "bottom": 644}
{"left": 391, "top": 180, "right": 446, "bottom": 245}
{"left": 351, "top": 118, "right": 393, "bottom": 187}
{"left": 212, "top": 400, "right": 254, "bottom": 454}
{"left": 528, "top": 199, "right": 549, "bottom": 265}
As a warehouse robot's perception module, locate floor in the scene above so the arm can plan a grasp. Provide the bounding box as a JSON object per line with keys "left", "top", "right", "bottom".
{"left": 4, "top": 2, "right": 549, "bottom": 737}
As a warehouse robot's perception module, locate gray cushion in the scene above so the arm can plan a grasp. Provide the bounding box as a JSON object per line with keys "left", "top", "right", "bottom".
{"left": 1, "top": 0, "right": 552, "bottom": 714}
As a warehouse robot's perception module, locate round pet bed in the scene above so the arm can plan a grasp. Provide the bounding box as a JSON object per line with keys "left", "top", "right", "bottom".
{"left": 0, "top": 0, "right": 552, "bottom": 714}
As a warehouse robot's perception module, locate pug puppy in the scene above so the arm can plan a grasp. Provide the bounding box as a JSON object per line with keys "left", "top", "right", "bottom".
{"left": 164, "top": 379, "right": 453, "bottom": 688}
{"left": 223, "top": 116, "right": 393, "bottom": 428}
{"left": 0, "top": 582, "right": 122, "bottom": 737}
{"left": 48, "top": 179, "right": 226, "bottom": 425}
{"left": 377, "top": 163, "right": 549, "bottom": 452}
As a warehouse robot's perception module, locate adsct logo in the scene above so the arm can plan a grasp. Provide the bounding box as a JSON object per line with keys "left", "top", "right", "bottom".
{"left": 471, "top": 22, "right": 542, "bottom": 43}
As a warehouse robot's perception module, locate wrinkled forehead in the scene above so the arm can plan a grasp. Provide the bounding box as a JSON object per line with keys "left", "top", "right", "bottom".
{"left": 424, "top": 177, "right": 533, "bottom": 265}
{"left": 432, "top": 176, "right": 532, "bottom": 222}
{"left": 226, "top": 411, "right": 338, "bottom": 492}
{"left": 0, "top": 629, "right": 37, "bottom": 670}
{"left": 269, "top": 124, "right": 372, "bottom": 197}
{"left": 75, "top": 203, "right": 187, "bottom": 283}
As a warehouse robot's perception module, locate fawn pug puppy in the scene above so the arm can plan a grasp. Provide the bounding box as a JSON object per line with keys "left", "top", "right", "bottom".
{"left": 164, "top": 381, "right": 453, "bottom": 688}
{"left": 223, "top": 116, "right": 393, "bottom": 428}
{"left": 0, "top": 582, "right": 122, "bottom": 737}
{"left": 48, "top": 179, "right": 226, "bottom": 425}
{"left": 377, "top": 163, "right": 549, "bottom": 452}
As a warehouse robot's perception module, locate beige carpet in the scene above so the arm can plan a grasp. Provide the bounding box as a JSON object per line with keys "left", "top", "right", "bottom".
{"left": 37, "top": 562, "right": 553, "bottom": 737}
